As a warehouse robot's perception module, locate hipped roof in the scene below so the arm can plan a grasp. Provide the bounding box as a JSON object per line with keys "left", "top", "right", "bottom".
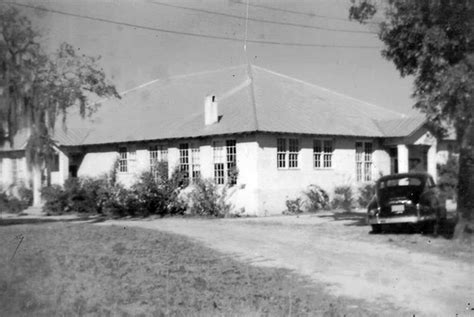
{"left": 1, "top": 64, "right": 427, "bottom": 151}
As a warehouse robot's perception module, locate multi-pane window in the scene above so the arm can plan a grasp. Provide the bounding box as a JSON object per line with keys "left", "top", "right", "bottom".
{"left": 118, "top": 147, "right": 128, "bottom": 173}
{"left": 356, "top": 141, "right": 373, "bottom": 182}
{"left": 277, "top": 138, "right": 299, "bottom": 169}
{"left": 277, "top": 138, "right": 287, "bottom": 168}
{"left": 150, "top": 145, "right": 168, "bottom": 178}
{"left": 226, "top": 140, "right": 237, "bottom": 185}
{"left": 213, "top": 140, "right": 237, "bottom": 185}
{"left": 314, "top": 139, "right": 333, "bottom": 168}
{"left": 180, "top": 143, "right": 200, "bottom": 181}
{"left": 191, "top": 147, "right": 201, "bottom": 180}
{"left": 213, "top": 141, "right": 225, "bottom": 184}
{"left": 288, "top": 139, "right": 299, "bottom": 168}
{"left": 179, "top": 143, "right": 190, "bottom": 179}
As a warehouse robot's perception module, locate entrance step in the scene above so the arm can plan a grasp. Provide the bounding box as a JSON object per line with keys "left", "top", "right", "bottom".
{"left": 22, "top": 206, "right": 46, "bottom": 216}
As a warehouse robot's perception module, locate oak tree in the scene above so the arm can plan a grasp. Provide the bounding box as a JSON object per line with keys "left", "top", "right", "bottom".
{"left": 349, "top": 0, "right": 474, "bottom": 240}
{"left": 0, "top": 5, "right": 120, "bottom": 205}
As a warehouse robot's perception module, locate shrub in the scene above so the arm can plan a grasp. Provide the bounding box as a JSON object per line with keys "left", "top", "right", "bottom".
{"left": 437, "top": 156, "right": 458, "bottom": 200}
{"left": 357, "top": 182, "right": 375, "bottom": 208}
{"left": 41, "top": 185, "right": 68, "bottom": 215}
{"left": 188, "top": 178, "right": 232, "bottom": 217}
{"left": 284, "top": 198, "right": 303, "bottom": 215}
{"left": 0, "top": 184, "right": 32, "bottom": 213}
{"left": 304, "top": 185, "right": 330, "bottom": 212}
{"left": 331, "top": 185, "right": 354, "bottom": 211}
{"left": 132, "top": 172, "right": 167, "bottom": 217}
{"left": 17, "top": 185, "right": 33, "bottom": 207}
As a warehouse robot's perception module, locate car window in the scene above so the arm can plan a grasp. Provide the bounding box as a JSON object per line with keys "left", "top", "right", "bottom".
{"left": 379, "top": 177, "right": 422, "bottom": 188}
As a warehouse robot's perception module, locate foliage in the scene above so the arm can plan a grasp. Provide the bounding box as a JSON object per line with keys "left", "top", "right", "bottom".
{"left": 40, "top": 162, "right": 188, "bottom": 217}
{"left": 188, "top": 178, "right": 232, "bottom": 217}
{"left": 284, "top": 198, "right": 303, "bottom": 215}
{"left": 349, "top": 0, "right": 474, "bottom": 237}
{"left": 0, "top": 4, "right": 119, "bottom": 204}
{"left": 358, "top": 182, "right": 376, "bottom": 208}
{"left": 0, "top": 191, "right": 29, "bottom": 213}
{"left": 41, "top": 185, "right": 69, "bottom": 215}
{"left": 437, "top": 156, "right": 459, "bottom": 200}
{"left": 304, "top": 185, "right": 330, "bottom": 212}
{"left": 332, "top": 185, "right": 355, "bottom": 211}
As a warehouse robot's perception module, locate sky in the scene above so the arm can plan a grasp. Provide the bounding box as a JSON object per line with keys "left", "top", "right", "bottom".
{"left": 12, "top": 0, "right": 418, "bottom": 115}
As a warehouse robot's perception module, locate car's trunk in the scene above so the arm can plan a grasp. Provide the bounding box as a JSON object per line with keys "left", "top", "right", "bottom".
{"left": 378, "top": 186, "right": 422, "bottom": 217}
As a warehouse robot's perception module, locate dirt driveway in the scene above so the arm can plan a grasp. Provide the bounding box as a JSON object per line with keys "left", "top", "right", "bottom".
{"left": 102, "top": 212, "right": 473, "bottom": 316}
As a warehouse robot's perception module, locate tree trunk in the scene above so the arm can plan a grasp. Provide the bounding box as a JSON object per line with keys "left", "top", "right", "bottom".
{"left": 453, "top": 119, "right": 474, "bottom": 242}
{"left": 32, "top": 164, "right": 42, "bottom": 207}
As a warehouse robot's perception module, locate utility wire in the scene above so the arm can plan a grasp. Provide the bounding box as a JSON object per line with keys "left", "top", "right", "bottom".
{"left": 150, "top": 1, "right": 377, "bottom": 35}
{"left": 230, "top": 0, "right": 378, "bottom": 25}
{"left": 7, "top": 2, "right": 381, "bottom": 49}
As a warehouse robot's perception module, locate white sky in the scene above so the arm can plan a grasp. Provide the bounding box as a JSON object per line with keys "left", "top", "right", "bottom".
{"left": 16, "top": 0, "right": 418, "bottom": 115}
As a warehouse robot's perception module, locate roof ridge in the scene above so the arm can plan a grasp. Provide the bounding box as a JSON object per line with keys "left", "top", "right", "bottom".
{"left": 251, "top": 64, "right": 405, "bottom": 118}
{"left": 246, "top": 63, "right": 259, "bottom": 131}
{"left": 91, "top": 65, "right": 247, "bottom": 105}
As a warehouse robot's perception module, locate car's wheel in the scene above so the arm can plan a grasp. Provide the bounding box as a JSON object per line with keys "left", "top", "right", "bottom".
{"left": 422, "top": 220, "right": 439, "bottom": 235}
{"left": 371, "top": 224, "right": 382, "bottom": 234}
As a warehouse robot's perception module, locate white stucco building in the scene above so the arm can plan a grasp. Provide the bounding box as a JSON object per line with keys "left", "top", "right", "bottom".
{"left": 0, "top": 64, "right": 457, "bottom": 215}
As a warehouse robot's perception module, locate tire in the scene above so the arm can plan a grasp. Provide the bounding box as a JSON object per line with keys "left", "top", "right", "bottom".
{"left": 371, "top": 224, "right": 382, "bottom": 234}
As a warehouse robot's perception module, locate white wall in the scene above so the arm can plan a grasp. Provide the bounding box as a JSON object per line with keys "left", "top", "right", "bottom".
{"left": 255, "top": 134, "right": 382, "bottom": 215}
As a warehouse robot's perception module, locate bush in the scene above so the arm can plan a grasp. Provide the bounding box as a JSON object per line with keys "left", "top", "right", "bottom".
{"left": 331, "top": 185, "right": 354, "bottom": 211}
{"left": 284, "top": 198, "right": 303, "bottom": 215}
{"left": 41, "top": 185, "right": 68, "bottom": 215}
{"left": 0, "top": 184, "right": 32, "bottom": 213}
{"left": 131, "top": 172, "right": 167, "bottom": 217}
{"left": 304, "top": 185, "right": 330, "bottom": 212}
{"left": 188, "top": 178, "right": 231, "bottom": 217}
{"left": 357, "top": 182, "right": 375, "bottom": 208}
{"left": 437, "top": 156, "right": 458, "bottom": 200}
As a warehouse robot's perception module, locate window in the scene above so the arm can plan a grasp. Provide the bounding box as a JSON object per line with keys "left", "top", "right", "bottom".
{"left": 191, "top": 147, "right": 201, "bottom": 180}
{"left": 179, "top": 143, "right": 200, "bottom": 181}
{"left": 213, "top": 139, "right": 237, "bottom": 185}
{"left": 51, "top": 153, "right": 60, "bottom": 172}
{"left": 149, "top": 145, "right": 168, "bottom": 177}
{"left": 213, "top": 141, "right": 225, "bottom": 184}
{"left": 356, "top": 141, "right": 373, "bottom": 182}
{"left": 118, "top": 147, "right": 128, "bottom": 173}
{"left": 314, "top": 139, "right": 333, "bottom": 169}
{"left": 277, "top": 138, "right": 286, "bottom": 168}
{"left": 179, "top": 143, "right": 189, "bottom": 179}
{"left": 277, "top": 138, "right": 299, "bottom": 169}
{"left": 226, "top": 140, "right": 237, "bottom": 185}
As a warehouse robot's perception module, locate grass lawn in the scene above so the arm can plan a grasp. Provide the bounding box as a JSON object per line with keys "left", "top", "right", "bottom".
{"left": 0, "top": 221, "right": 378, "bottom": 316}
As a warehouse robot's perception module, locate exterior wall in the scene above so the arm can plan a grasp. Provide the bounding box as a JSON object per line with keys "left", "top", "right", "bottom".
{"left": 255, "top": 133, "right": 383, "bottom": 215}
{"left": 75, "top": 135, "right": 260, "bottom": 214}
{"left": 50, "top": 148, "right": 69, "bottom": 186}
{"left": 0, "top": 151, "right": 28, "bottom": 194}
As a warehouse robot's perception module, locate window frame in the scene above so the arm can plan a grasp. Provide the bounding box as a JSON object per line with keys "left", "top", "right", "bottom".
{"left": 149, "top": 144, "right": 168, "bottom": 178}
{"left": 277, "top": 137, "right": 299, "bottom": 170}
{"left": 313, "top": 139, "right": 334, "bottom": 169}
{"left": 356, "top": 141, "right": 373, "bottom": 182}
{"left": 118, "top": 146, "right": 129, "bottom": 173}
{"left": 213, "top": 139, "right": 238, "bottom": 185}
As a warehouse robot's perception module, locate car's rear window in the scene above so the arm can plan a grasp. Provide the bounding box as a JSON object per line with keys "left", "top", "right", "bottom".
{"left": 379, "top": 177, "right": 423, "bottom": 189}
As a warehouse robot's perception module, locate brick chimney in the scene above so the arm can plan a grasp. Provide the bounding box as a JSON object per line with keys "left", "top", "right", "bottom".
{"left": 204, "top": 95, "right": 218, "bottom": 125}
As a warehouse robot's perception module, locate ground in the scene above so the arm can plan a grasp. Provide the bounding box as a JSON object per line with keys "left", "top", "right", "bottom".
{"left": 102, "top": 211, "right": 473, "bottom": 317}
{"left": 0, "top": 210, "right": 472, "bottom": 316}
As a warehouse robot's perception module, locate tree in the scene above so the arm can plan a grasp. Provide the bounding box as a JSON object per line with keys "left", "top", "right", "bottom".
{"left": 349, "top": 0, "right": 474, "bottom": 240}
{"left": 0, "top": 4, "right": 120, "bottom": 206}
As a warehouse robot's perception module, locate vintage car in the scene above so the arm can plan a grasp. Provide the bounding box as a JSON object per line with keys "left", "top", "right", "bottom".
{"left": 367, "top": 172, "right": 447, "bottom": 234}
